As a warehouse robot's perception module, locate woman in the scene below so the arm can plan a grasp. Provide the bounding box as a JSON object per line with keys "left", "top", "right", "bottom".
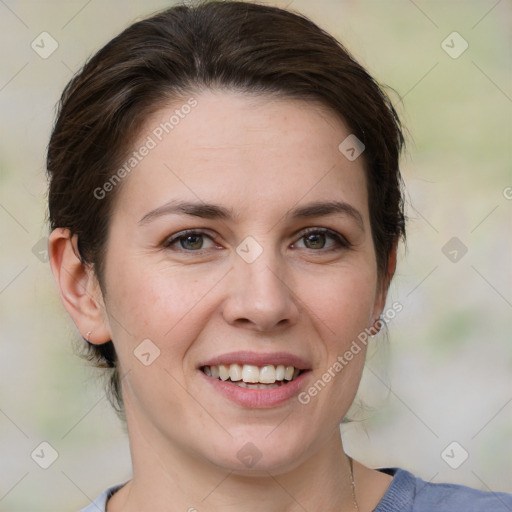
{"left": 46, "top": 1, "right": 512, "bottom": 511}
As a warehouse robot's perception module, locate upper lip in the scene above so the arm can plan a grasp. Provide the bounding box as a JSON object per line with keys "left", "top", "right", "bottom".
{"left": 198, "top": 351, "right": 311, "bottom": 370}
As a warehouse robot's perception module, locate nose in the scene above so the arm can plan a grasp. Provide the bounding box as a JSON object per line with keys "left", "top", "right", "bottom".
{"left": 221, "top": 247, "right": 300, "bottom": 332}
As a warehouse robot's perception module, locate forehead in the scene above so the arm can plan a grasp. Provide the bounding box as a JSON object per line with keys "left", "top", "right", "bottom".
{"left": 112, "top": 90, "right": 369, "bottom": 223}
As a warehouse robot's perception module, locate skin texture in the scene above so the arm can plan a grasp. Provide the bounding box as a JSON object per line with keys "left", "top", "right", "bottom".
{"left": 49, "top": 90, "right": 396, "bottom": 511}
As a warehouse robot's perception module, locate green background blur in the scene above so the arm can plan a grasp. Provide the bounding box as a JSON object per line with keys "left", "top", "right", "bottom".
{"left": 0, "top": 0, "right": 511, "bottom": 510}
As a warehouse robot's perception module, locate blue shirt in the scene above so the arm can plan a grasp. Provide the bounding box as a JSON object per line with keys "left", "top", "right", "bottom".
{"left": 78, "top": 468, "right": 512, "bottom": 511}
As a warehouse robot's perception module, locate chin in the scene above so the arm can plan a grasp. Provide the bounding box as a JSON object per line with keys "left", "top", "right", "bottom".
{"left": 203, "top": 425, "right": 311, "bottom": 475}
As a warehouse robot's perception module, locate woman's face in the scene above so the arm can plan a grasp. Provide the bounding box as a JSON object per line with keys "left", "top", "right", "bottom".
{"left": 99, "top": 90, "right": 389, "bottom": 473}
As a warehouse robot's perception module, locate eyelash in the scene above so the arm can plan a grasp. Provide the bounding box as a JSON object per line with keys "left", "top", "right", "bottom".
{"left": 163, "top": 227, "right": 351, "bottom": 254}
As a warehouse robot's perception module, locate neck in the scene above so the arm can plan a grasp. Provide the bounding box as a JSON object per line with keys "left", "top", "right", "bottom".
{"left": 112, "top": 414, "right": 357, "bottom": 512}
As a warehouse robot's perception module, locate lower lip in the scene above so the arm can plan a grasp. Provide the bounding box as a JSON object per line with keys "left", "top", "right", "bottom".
{"left": 199, "top": 370, "right": 310, "bottom": 408}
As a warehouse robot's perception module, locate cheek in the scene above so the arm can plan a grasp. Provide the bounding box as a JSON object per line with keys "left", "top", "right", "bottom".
{"left": 104, "top": 264, "right": 210, "bottom": 416}
{"left": 105, "top": 248, "right": 378, "bottom": 356}
{"left": 299, "top": 264, "right": 377, "bottom": 341}
{"left": 103, "top": 258, "right": 220, "bottom": 361}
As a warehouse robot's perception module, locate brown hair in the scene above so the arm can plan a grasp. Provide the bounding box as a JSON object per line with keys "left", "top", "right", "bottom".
{"left": 47, "top": 0, "right": 406, "bottom": 419}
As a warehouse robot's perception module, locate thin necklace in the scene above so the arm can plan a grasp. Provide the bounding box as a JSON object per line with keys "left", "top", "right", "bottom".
{"left": 348, "top": 456, "right": 360, "bottom": 511}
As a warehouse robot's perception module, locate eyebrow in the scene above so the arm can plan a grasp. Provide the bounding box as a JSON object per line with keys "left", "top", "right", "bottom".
{"left": 138, "top": 199, "right": 364, "bottom": 230}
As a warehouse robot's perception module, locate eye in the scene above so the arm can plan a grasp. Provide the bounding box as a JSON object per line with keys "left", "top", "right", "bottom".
{"left": 163, "top": 227, "right": 350, "bottom": 254}
{"left": 292, "top": 228, "right": 350, "bottom": 252}
{"left": 163, "top": 230, "right": 217, "bottom": 251}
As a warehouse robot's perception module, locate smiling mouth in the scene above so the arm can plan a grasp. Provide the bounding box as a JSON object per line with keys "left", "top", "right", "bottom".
{"left": 200, "top": 363, "right": 304, "bottom": 389}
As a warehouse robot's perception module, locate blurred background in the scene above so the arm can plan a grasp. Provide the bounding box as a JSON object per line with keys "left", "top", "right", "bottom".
{"left": 0, "top": 0, "right": 511, "bottom": 510}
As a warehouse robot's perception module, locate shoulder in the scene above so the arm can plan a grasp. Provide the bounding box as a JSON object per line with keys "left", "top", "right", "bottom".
{"left": 375, "top": 468, "right": 512, "bottom": 512}
{"left": 77, "top": 483, "right": 125, "bottom": 512}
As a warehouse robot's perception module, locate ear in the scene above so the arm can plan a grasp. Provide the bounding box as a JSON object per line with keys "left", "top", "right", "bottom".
{"left": 372, "top": 241, "right": 398, "bottom": 323}
{"left": 48, "top": 228, "right": 111, "bottom": 345}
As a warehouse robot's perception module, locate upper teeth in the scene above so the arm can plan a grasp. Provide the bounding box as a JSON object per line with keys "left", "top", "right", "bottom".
{"left": 203, "top": 364, "right": 300, "bottom": 384}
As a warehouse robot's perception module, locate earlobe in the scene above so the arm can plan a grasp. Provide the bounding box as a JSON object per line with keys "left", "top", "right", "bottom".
{"left": 48, "top": 228, "right": 111, "bottom": 345}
